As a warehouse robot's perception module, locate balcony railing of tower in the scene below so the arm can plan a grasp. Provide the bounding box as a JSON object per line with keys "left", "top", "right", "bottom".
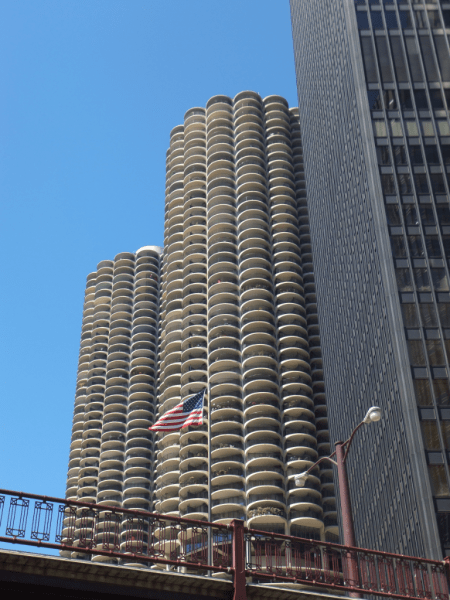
{"left": 0, "top": 488, "right": 448, "bottom": 600}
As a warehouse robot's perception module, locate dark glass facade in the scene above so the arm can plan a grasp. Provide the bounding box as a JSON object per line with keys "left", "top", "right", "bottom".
{"left": 290, "top": 0, "right": 449, "bottom": 557}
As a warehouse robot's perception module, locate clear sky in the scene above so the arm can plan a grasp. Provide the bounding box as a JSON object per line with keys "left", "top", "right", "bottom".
{"left": 0, "top": 0, "right": 297, "bottom": 541}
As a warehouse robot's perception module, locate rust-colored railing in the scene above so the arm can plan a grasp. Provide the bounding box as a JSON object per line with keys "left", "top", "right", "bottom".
{"left": 0, "top": 488, "right": 448, "bottom": 600}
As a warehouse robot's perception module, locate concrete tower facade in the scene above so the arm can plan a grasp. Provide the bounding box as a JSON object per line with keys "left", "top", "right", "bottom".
{"left": 155, "top": 91, "right": 335, "bottom": 540}
{"left": 66, "top": 246, "right": 162, "bottom": 522}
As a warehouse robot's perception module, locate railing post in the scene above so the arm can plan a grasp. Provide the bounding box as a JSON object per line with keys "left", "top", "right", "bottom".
{"left": 231, "top": 519, "right": 247, "bottom": 600}
{"left": 444, "top": 557, "right": 450, "bottom": 589}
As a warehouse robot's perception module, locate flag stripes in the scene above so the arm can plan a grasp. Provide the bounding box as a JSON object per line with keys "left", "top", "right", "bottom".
{"left": 149, "top": 389, "right": 205, "bottom": 432}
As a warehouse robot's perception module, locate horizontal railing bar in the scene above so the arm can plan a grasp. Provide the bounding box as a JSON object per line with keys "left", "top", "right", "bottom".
{"left": 0, "top": 536, "right": 233, "bottom": 573}
{"left": 244, "top": 526, "right": 447, "bottom": 566}
{"left": 0, "top": 488, "right": 229, "bottom": 530}
{"left": 248, "top": 571, "right": 435, "bottom": 600}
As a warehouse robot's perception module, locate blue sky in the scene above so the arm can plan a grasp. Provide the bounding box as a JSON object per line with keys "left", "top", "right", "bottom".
{"left": 0, "top": 0, "right": 297, "bottom": 546}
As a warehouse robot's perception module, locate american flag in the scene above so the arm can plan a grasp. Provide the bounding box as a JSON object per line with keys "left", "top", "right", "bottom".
{"left": 149, "top": 389, "right": 205, "bottom": 432}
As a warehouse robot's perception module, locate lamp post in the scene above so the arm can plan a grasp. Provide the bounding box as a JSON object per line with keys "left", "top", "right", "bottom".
{"left": 295, "top": 406, "right": 382, "bottom": 548}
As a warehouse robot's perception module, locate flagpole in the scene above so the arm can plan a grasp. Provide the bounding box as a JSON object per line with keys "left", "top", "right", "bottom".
{"left": 207, "top": 381, "right": 212, "bottom": 576}
{"left": 208, "top": 381, "right": 212, "bottom": 523}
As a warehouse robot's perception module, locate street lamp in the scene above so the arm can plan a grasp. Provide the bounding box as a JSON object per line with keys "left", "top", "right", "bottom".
{"left": 294, "top": 406, "right": 382, "bottom": 548}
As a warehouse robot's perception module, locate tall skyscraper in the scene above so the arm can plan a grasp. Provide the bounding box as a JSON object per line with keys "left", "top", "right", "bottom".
{"left": 66, "top": 246, "right": 162, "bottom": 516}
{"left": 65, "top": 92, "right": 338, "bottom": 556}
{"left": 290, "top": 0, "right": 450, "bottom": 558}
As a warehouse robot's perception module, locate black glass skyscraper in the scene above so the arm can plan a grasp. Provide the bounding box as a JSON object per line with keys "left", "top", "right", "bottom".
{"left": 290, "top": 0, "right": 450, "bottom": 558}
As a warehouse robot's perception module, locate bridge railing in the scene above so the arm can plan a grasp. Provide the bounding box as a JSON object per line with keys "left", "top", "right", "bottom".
{"left": 0, "top": 488, "right": 448, "bottom": 600}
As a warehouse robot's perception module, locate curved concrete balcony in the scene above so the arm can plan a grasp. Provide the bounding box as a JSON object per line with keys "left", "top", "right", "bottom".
{"left": 208, "top": 280, "right": 239, "bottom": 301}
{"left": 209, "top": 357, "right": 241, "bottom": 377}
{"left": 179, "top": 427, "right": 207, "bottom": 449}
{"left": 237, "top": 207, "right": 269, "bottom": 229}
{"left": 247, "top": 510, "right": 287, "bottom": 533}
{"left": 208, "top": 294, "right": 238, "bottom": 313}
{"left": 206, "top": 202, "right": 234, "bottom": 226}
{"left": 206, "top": 95, "right": 233, "bottom": 110}
{"left": 179, "top": 443, "right": 208, "bottom": 462}
{"left": 247, "top": 491, "right": 286, "bottom": 513}
{"left": 277, "top": 321, "right": 308, "bottom": 342}
{"left": 235, "top": 171, "right": 266, "bottom": 193}
{"left": 288, "top": 506, "right": 323, "bottom": 530}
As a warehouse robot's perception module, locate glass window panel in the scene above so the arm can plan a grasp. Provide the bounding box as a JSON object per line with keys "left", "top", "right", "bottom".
{"left": 426, "top": 340, "right": 446, "bottom": 365}
{"left": 402, "top": 303, "right": 420, "bottom": 326}
{"left": 396, "top": 267, "right": 413, "bottom": 290}
{"left": 419, "top": 206, "right": 435, "bottom": 225}
{"left": 427, "top": 10, "right": 441, "bottom": 28}
{"left": 405, "top": 37, "right": 425, "bottom": 82}
{"left": 408, "top": 235, "right": 425, "bottom": 256}
{"left": 430, "top": 90, "right": 444, "bottom": 109}
{"left": 391, "top": 236, "right": 407, "bottom": 257}
{"left": 400, "top": 10, "right": 413, "bottom": 28}
{"left": 425, "top": 145, "right": 440, "bottom": 165}
{"left": 434, "top": 35, "right": 450, "bottom": 82}
{"left": 430, "top": 173, "right": 446, "bottom": 194}
{"left": 414, "top": 173, "right": 430, "bottom": 193}
{"left": 414, "top": 10, "right": 427, "bottom": 27}
{"left": 414, "top": 90, "right": 429, "bottom": 109}
{"left": 446, "top": 340, "right": 450, "bottom": 362}
{"left": 371, "top": 11, "right": 384, "bottom": 28}
{"left": 431, "top": 268, "right": 450, "bottom": 291}
{"left": 438, "top": 206, "right": 450, "bottom": 224}
{"left": 369, "top": 0, "right": 380, "bottom": 4}
{"left": 376, "top": 36, "right": 394, "bottom": 82}
{"left": 368, "top": 89, "right": 383, "bottom": 109}
{"left": 403, "top": 205, "right": 419, "bottom": 225}
{"left": 409, "top": 145, "right": 424, "bottom": 165}
{"left": 394, "top": 145, "right": 407, "bottom": 165}
{"left": 441, "top": 422, "right": 450, "bottom": 450}
{"left": 390, "top": 37, "right": 408, "bottom": 82}
{"left": 383, "top": 90, "right": 397, "bottom": 109}
{"left": 425, "top": 236, "right": 442, "bottom": 257}
{"left": 386, "top": 205, "right": 401, "bottom": 225}
{"left": 357, "top": 12, "right": 370, "bottom": 28}
{"left": 437, "top": 120, "right": 450, "bottom": 136}
{"left": 428, "top": 465, "right": 450, "bottom": 497}
{"left": 407, "top": 339, "right": 427, "bottom": 365}
{"left": 419, "top": 36, "right": 439, "bottom": 81}
{"left": 421, "top": 421, "right": 441, "bottom": 450}
{"left": 440, "top": 145, "right": 450, "bottom": 165}
{"left": 406, "top": 120, "right": 419, "bottom": 136}
{"left": 433, "top": 379, "right": 450, "bottom": 405}
{"left": 377, "top": 146, "right": 391, "bottom": 165}
{"left": 361, "top": 38, "right": 379, "bottom": 83}
{"left": 420, "top": 303, "right": 438, "bottom": 327}
{"left": 443, "top": 236, "right": 450, "bottom": 256}
{"left": 443, "top": 10, "right": 450, "bottom": 28}
{"left": 414, "top": 379, "right": 433, "bottom": 406}
{"left": 438, "top": 304, "right": 450, "bottom": 327}
{"left": 399, "top": 89, "right": 413, "bottom": 110}
{"left": 422, "top": 121, "right": 435, "bottom": 137}
{"left": 381, "top": 173, "right": 396, "bottom": 193}
{"left": 414, "top": 267, "right": 431, "bottom": 290}
{"left": 390, "top": 120, "right": 403, "bottom": 136}
{"left": 385, "top": 11, "right": 398, "bottom": 29}
{"left": 374, "top": 120, "right": 387, "bottom": 137}
{"left": 398, "top": 173, "right": 412, "bottom": 193}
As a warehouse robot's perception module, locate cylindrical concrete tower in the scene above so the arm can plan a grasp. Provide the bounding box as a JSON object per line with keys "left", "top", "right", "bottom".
{"left": 155, "top": 91, "right": 336, "bottom": 542}
{"left": 65, "top": 245, "right": 162, "bottom": 560}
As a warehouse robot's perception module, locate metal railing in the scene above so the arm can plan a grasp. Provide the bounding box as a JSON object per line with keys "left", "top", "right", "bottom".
{"left": 0, "top": 488, "right": 448, "bottom": 600}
